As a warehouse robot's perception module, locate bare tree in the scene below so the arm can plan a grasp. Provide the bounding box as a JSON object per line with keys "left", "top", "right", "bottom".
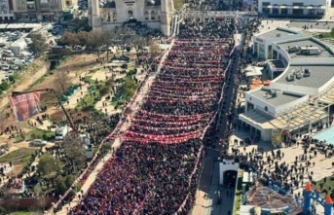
{"left": 129, "top": 36, "right": 147, "bottom": 59}
{"left": 149, "top": 41, "right": 161, "bottom": 58}
{"left": 61, "top": 136, "right": 86, "bottom": 173}
{"left": 54, "top": 71, "right": 72, "bottom": 96}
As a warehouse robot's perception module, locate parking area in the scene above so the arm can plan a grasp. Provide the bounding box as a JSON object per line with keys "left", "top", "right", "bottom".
{"left": 0, "top": 23, "right": 63, "bottom": 83}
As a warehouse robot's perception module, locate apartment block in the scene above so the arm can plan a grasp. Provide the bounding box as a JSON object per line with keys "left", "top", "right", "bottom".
{"left": 13, "top": 0, "right": 77, "bottom": 21}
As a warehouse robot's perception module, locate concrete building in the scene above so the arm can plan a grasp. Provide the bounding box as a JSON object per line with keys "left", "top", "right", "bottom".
{"left": 257, "top": 0, "right": 331, "bottom": 18}
{"left": 12, "top": 0, "right": 77, "bottom": 22}
{"left": 0, "top": 0, "right": 15, "bottom": 22}
{"left": 239, "top": 27, "right": 334, "bottom": 146}
{"left": 88, "top": 0, "right": 173, "bottom": 36}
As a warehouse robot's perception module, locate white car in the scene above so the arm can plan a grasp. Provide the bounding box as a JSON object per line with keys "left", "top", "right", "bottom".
{"left": 1, "top": 64, "right": 9, "bottom": 71}
{"left": 29, "top": 139, "right": 47, "bottom": 147}
{"left": 11, "top": 65, "right": 19, "bottom": 70}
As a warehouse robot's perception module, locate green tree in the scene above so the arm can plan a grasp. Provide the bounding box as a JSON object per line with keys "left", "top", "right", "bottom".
{"left": 29, "top": 33, "right": 47, "bottom": 57}
{"left": 173, "top": 0, "right": 183, "bottom": 11}
{"left": 99, "top": 85, "right": 110, "bottom": 97}
{"left": 117, "top": 77, "right": 138, "bottom": 100}
{"left": 55, "top": 176, "right": 67, "bottom": 194}
{"left": 37, "top": 153, "right": 62, "bottom": 176}
{"left": 65, "top": 174, "right": 76, "bottom": 187}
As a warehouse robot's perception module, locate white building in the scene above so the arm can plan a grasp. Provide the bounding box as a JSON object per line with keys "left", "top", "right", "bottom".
{"left": 0, "top": 0, "right": 15, "bottom": 21}
{"left": 257, "top": 0, "right": 331, "bottom": 18}
{"left": 239, "top": 27, "right": 334, "bottom": 146}
{"left": 88, "top": 0, "right": 173, "bottom": 36}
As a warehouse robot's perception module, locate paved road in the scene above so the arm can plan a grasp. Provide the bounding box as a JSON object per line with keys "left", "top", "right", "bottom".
{"left": 193, "top": 41, "right": 242, "bottom": 215}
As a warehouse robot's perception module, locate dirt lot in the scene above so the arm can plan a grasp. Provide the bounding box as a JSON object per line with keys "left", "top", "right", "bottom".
{"left": 0, "top": 53, "right": 102, "bottom": 150}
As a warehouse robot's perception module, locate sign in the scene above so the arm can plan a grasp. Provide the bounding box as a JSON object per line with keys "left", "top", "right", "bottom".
{"left": 9, "top": 92, "right": 41, "bottom": 121}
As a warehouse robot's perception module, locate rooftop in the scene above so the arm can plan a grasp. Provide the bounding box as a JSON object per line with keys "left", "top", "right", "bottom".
{"left": 250, "top": 88, "right": 303, "bottom": 107}
{"left": 268, "top": 59, "right": 285, "bottom": 68}
{"left": 277, "top": 38, "right": 333, "bottom": 58}
{"left": 258, "top": 28, "right": 296, "bottom": 40}
{"left": 275, "top": 65, "right": 334, "bottom": 89}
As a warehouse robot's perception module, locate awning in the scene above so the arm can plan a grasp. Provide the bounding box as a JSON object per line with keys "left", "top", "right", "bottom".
{"left": 306, "top": 6, "right": 314, "bottom": 9}
{"left": 293, "top": 6, "right": 300, "bottom": 9}
{"left": 320, "top": 6, "right": 326, "bottom": 9}
{"left": 280, "top": 5, "right": 287, "bottom": 9}
{"left": 267, "top": 5, "right": 273, "bottom": 8}
{"left": 246, "top": 70, "right": 262, "bottom": 77}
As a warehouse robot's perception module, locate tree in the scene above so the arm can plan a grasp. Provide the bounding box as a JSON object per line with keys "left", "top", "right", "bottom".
{"left": 54, "top": 71, "right": 72, "bottom": 96}
{"left": 129, "top": 36, "right": 147, "bottom": 57}
{"left": 100, "top": 31, "right": 116, "bottom": 61}
{"left": 99, "top": 85, "right": 110, "bottom": 97}
{"left": 173, "top": 0, "right": 183, "bottom": 11}
{"left": 117, "top": 77, "right": 138, "bottom": 100}
{"left": 149, "top": 42, "right": 161, "bottom": 58}
{"left": 55, "top": 176, "right": 67, "bottom": 194}
{"left": 59, "top": 31, "right": 79, "bottom": 49}
{"left": 37, "top": 153, "right": 62, "bottom": 176}
{"left": 29, "top": 33, "right": 47, "bottom": 57}
{"left": 62, "top": 136, "right": 86, "bottom": 172}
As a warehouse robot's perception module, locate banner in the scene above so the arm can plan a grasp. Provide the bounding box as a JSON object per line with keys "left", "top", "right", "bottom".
{"left": 9, "top": 92, "right": 41, "bottom": 121}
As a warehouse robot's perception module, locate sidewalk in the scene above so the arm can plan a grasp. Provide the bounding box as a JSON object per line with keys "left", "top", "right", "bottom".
{"left": 53, "top": 41, "right": 174, "bottom": 215}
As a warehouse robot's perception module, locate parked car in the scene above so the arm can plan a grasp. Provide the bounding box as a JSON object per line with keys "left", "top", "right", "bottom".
{"left": 29, "top": 139, "right": 47, "bottom": 147}
{"left": 1, "top": 64, "right": 9, "bottom": 71}
{"left": 11, "top": 65, "right": 19, "bottom": 70}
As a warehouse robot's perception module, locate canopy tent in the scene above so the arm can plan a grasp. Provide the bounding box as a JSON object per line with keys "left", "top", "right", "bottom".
{"left": 244, "top": 66, "right": 263, "bottom": 77}
{"left": 246, "top": 70, "right": 262, "bottom": 77}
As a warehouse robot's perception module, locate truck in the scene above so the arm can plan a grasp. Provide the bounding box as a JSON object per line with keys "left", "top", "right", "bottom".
{"left": 55, "top": 125, "right": 69, "bottom": 140}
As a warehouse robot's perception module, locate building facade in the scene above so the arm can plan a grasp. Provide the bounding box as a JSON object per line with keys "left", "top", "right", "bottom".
{"left": 0, "top": 0, "right": 15, "bottom": 21}
{"left": 12, "top": 0, "right": 77, "bottom": 21}
{"left": 88, "top": 0, "right": 173, "bottom": 36}
{"left": 258, "top": 0, "right": 331, "bottom": 18}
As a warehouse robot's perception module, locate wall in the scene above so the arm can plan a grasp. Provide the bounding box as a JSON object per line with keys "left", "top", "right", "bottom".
{"left": 147, "top": 22, "right": 161, "bottom": 30}
{"left": 219, "top": 159, "right": 239, "bottom": 185}
{"left": 261, "top": 128, "right": 272, "bottom": 141}
{"left": 245, "top": 91, "right": 276, "bottom": 117}
{"left": 114, "top": 0, "right": 146, "bottom": 23}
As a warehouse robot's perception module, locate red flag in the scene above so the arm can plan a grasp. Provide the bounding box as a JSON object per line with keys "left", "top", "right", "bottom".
{"left": 9, "top": 92, "right": 41, "bottom": 121}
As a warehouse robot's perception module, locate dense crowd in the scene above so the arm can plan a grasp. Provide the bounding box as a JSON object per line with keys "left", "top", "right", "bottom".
{"left": 69, "top": 17, "right": 235, "bottom": 215}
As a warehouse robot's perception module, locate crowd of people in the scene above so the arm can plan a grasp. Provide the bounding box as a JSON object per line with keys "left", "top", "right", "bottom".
{"left": 69, "top": 17, "right": 236, "bottom": 215}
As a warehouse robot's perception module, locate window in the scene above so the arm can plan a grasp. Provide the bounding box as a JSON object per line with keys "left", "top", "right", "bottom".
{"left": 281, "top": 9, "right": 287, "bottom": 15}
{"left": 107, "top": 12, "right": 111, "bottom": 21}
{"left": 66, "top": 0, "right": 71, "bottom": 6}
{"left": 27, "top": 4, "right": 35, "bottom": 9}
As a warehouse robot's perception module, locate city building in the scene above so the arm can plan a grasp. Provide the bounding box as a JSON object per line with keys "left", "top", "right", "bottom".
{"left": 257, "top": 0, "right": 331, "bottom": 18}
{"left": 238, "top": 27, "right": 334, "bottom": 145}
{"left": 0, "top": 0, "right": 15, "bottom": 22}
{"left": 12, "top": 0, "right": 77, "bottom": 22}
{"left": 88, "top": 0, "right": 173, "bottom": 36}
